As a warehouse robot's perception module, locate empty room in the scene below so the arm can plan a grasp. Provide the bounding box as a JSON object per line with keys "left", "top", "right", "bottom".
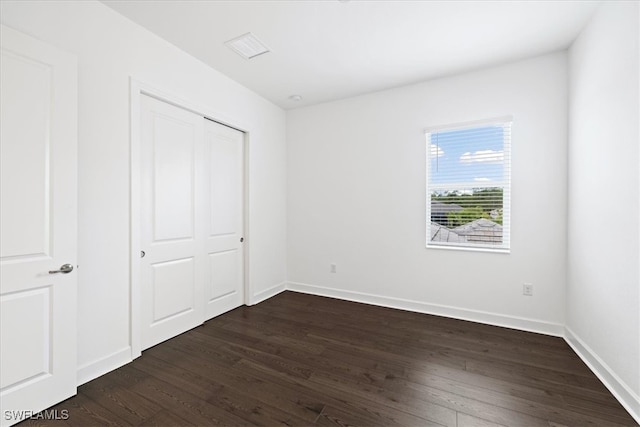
{"left": 0, "top": 0, "right": 638, "bottom": 426}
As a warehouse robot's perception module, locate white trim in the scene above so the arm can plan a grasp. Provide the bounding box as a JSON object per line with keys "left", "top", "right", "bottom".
{"left": 129, "top": 78, "right": 251, "bottom": 359}
{"left": 424, "top": 115, "right": 514, "bottom": 134}
{"left": 425, "top": 244, "right": 510, "bottom": 254}
{"left": 250, "top": 282, "right": 287, "bottom": 305}
{"left": 564, "top": 327, "right": 640, "bottom": 425}
{"left": 129, "top": 80, "right": 142, "bottom": 359}
{"left": 242, "top": 132, "right": 251, "bottom": 311}
{"left": 76, "top": 347, "right": 131, "bottom": 386}
{"left": 286, "top": 281, "right": 564, "bottom": 337}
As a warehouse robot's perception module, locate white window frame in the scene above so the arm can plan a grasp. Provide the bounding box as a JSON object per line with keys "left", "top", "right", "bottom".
{"left": 425, "top": 117, "right": 512, "bottom": 253}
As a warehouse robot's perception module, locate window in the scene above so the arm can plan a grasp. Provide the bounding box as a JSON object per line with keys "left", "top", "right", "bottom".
{"left": 426, "top": 118, "right": 511, "bottom": 251}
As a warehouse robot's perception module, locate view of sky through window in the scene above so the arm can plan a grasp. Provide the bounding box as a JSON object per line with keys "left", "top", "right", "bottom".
{"left": 429, "top": 125, "right": 505, "bottom": 186}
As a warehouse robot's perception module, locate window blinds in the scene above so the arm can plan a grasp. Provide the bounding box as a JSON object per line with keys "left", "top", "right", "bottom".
{"left": 426, "top": 120, "right": 511, "bottom": 250}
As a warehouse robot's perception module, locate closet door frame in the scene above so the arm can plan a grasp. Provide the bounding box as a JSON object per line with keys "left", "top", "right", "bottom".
{"left": 129, "top": 79, "right": 250, "bottom": 359}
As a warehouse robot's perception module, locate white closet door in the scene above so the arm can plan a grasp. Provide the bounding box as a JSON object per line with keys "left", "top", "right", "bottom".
{"left": 0, "top": 26, "right": 77, "bottom": 426}
{"left": 140, "top": 95, "right": 205, "bottom": 350}
{"left": 203, "top": 119, "right": 244, "bottom": 320}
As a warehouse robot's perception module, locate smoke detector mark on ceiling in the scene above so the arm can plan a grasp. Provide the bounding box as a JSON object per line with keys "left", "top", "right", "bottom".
{"left": 225, "top": 32, "right": 270, "bottom": 60}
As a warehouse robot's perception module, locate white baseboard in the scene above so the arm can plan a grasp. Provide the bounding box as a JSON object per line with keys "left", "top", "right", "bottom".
{"left": 77, "top": 347, "right": 132, "bottom": 386}
{"left": 564, "top": 327, "right": 640, "bottom": 424}
{"left": 286, "top": 281, "right": 564, "bottom": 337}
{"left": 250, "top": 281, "right": 286, "bottom": 305}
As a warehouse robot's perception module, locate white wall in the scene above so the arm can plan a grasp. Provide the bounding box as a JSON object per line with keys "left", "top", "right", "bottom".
{"left": 287, "top": 53, "right": 568, "bottom": 334}
{"left": 0, "top": 1, "right": 287, "bottom": 382}
{"left": 3, "top": 0, "right": 637, "bottom": 419}
{"left": 567, "top": 1, "right": 640, "bottom": 418}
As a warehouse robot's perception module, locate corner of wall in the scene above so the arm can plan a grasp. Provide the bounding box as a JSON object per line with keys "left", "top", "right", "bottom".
{"left": 564, "top": 327, "right": 640, "bottom": 424}
{"left": 77, "top": 347, "right": 132, "bottom": 386}
{"left": 250, "top": 282, "right": 287, "bottom": 306}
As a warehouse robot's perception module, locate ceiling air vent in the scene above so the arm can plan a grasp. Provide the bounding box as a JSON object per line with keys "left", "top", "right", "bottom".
{"left": 225, "top": 32, "right": 270, "bottom": 60}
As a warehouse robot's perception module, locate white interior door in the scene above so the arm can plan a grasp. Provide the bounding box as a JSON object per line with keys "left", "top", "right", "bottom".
{"left": 0, "top": 25, "right": 77, "bottom": 427}
{"left": 140, "top": 95, "right": 205, "bottom": 350}
{"left": 140, "top": 95, "right": 245, "bottom": 350}
{"left": 203, "top": 119, "right": 244, "bottom": 320}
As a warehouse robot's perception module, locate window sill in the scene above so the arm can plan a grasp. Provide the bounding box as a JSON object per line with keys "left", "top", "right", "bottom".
{"left": 425, "top": 244, "right": 510, "bottom": 254}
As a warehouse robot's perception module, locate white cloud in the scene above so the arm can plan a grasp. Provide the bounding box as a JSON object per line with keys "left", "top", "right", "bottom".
{"left": 474, "top": 177, "right": 491, "bottom": 182}
{"left": 460, "top": 150, "right": 503, "bottom": 164}
{"left": 430, "top": 144, "right": 444, "bottom": 158}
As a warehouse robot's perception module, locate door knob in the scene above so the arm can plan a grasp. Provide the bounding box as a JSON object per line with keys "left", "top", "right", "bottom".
{"left": 49, "top": 264, "right": 74, "bottom": 274}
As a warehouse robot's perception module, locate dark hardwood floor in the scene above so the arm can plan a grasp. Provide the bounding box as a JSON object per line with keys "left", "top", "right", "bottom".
{"left": 22, "top": 291, "right": 638, "bottom": 426}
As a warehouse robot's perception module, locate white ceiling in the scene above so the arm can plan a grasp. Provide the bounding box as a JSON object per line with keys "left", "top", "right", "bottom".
{"left": 103, "top": 0, "right": 600, "bottom": 109}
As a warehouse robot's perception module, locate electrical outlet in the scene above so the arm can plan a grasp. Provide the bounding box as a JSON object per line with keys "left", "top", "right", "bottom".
{"left": 330, "top": 263, "right": 337, "bottom": 273}
{"left": 523, "top": 283, "right": 533, "bottom": 296}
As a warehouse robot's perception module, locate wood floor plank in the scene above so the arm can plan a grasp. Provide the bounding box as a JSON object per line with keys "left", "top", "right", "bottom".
{"left": 233, "top": 357, "right": 446, "bottom": 427}
{"left": 255, "top": 300, "right": 592, "bottom": 376}
{"left": 141, "top": 349, "right": 326, "bottom": 424}
{"left": 456, "top": 412, "right": 507, "bottom": 427}
{"left": 395, "top": 369, "right": 628, "bottom": 427}
{"left": 265, "top": 292, "right": 569, "bottom": 351}
{"left": 112, "top": 363, "right": 248, "bottom": 426}
{"left": 79, "top": 376, "right": 162, "bottom": 425}
{"left": 465, "top": 356, "right": 612, "bottom": 395}
{"left": 24, "top": 393, "right": 130, "bottom": 427}
{"left": 203, "top": 382, "right": 311, "bottom": 426}
{"left": 314, "top": 404, "right": 385, "bottom": 427}
{"left": 136, "top": 409, "right": 194, "bottom": 427}
{"left": 309, "top": 363, "right": 550, "bottom": 427}
{"left": 18, "top": 291, "right": 638, "bottom": 427}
